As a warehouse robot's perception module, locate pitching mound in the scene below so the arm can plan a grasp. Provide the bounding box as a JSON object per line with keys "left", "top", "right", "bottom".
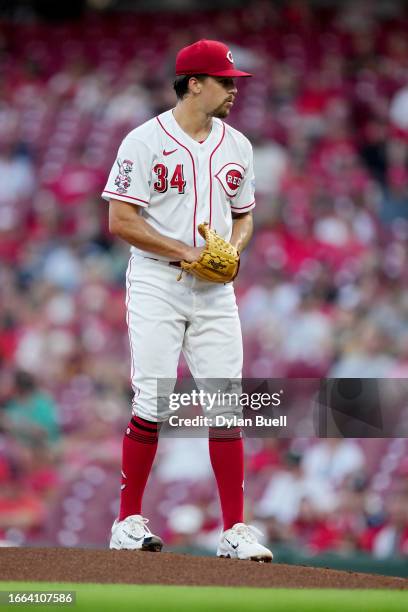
{"left": 0, "top": 548, "right": 406, "bottom": 590}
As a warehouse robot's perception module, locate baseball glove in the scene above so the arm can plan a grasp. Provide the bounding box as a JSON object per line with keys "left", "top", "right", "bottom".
{"left": 180, "top": 223, "right": 240, "bottom": 283}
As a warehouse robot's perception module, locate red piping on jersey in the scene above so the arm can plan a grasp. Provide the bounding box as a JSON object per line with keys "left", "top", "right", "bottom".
{"left": 214, "top": 161, "right": 246, "bottom": 199}
{"left": 126, "top": 255, "right": 135, "bottom": 386}
{"left": 103, "top": 190, "right": 149, "bottom": 205}
{"left": 126, "top": 258, "right": 141, "bottom": 415}
{"left": 208, "top": 122, "right": 225, "bottom": 228}
{"left": 156, "top": 116, "right": 198, "bottom": 246}
{"left": 230, "top": 199, "right": 255, "bottom": 212}
{"left": 217, "top": 161, "right": 246, "bottom": 173}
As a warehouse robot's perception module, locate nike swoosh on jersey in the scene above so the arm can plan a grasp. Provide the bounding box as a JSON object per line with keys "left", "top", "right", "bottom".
{"left": 163, "top": 148, "right": 178, "bottom": 156}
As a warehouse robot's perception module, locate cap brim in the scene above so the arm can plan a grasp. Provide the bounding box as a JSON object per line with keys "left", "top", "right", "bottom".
{"left": 176, "top": 69, "right": 252, "bottom": 77}
{"left": 207, "top": 69, "right": 252, "bottom": 77}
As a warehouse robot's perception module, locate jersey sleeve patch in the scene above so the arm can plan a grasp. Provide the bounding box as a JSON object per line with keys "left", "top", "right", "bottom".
{"left": 114, "top": 158, "right": 134, "bottom": 195}
{"left": 102, "top": 135, "right": 153, "bottom": 206}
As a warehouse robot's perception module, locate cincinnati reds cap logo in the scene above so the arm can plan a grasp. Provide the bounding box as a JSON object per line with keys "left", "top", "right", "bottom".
{"left": 226, "top": 50, "right": 234, "bottom": 64}
{"left": 215, "top": 162, "right": 245, "bottom": 198}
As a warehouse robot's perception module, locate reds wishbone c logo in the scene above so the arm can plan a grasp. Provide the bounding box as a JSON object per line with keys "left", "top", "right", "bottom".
{"left": 226, "top": 50, "right": 234, "bottom": 63}
{"left": 215, "top": 162, "right": 245, "bottom": 198}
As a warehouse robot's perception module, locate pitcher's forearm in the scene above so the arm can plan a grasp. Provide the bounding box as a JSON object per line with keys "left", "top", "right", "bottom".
{"left": 109, "top": 199, "right": 194, "bottom": 260}
{"left": 230, "top": 211, "right": 253, "bottom": 253}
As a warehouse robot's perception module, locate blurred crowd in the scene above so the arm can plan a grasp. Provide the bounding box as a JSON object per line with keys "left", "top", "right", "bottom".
{"left": 156, "top": 436, "right": 408, "bottom": 559}
{"left": 0, "top": 0, "right": 408, "bottom": 558}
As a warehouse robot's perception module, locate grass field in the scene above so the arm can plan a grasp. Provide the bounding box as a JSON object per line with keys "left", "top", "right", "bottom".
{"left": 1, "top": 582, "right": 407, "bottom": 611}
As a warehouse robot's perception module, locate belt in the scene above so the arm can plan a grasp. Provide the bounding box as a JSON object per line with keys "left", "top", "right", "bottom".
{"left": 144, "top": 257, "right": 181, "bottom": 268}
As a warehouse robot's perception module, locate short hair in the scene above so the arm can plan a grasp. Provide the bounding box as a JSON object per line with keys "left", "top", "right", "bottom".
{"left": 173, "top": 74, "right": 208, "bottom": 100}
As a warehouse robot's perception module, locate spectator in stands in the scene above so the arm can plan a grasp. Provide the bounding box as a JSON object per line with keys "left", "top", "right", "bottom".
{"left": 302, "top": 439, "right": 366, "bottom": 487}
{"left": 329, "top": 323, "right": 396, "bottom": 378}
{"left": 291, "top": 497, "right": 340, "bottom": 555}
{"left": 4, "top": 371, "right": 60, "bottom": 446}
{"left": 255, "top": 450, "right": 337, "bottom": 532}
{"left": 0, "top": 136, "right": 35, "bottom": 232}
{"left": 0, "top": 444, "right": 46, "bottom": 543}
{"left": 361, "top": 492, "right": 408, "bottom": 558}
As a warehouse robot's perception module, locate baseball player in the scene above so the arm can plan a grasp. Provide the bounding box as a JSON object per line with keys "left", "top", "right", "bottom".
{"left": 103, "top": 39, "right": 272, "bottom": 562}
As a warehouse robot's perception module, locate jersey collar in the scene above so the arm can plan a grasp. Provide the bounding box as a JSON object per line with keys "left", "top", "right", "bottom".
{"left": 160, "top": 109, "right": 222, "bottom": 151}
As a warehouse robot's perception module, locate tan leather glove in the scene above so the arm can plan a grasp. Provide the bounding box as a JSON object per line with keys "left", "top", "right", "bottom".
{"left": 180, "top": 223, "right": 240, "bottom": 283}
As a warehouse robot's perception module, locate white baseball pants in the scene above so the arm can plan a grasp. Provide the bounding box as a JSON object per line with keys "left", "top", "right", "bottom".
{"left": 125, "top": 254, "right": 243, "bottom": 422}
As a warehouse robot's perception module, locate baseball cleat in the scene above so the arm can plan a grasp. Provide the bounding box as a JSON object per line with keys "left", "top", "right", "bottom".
{"left": 109, "top": 514, "right": 163, "bottom": 552}
{"left": 217, "top": 523, "right": 273, "bottom": 562}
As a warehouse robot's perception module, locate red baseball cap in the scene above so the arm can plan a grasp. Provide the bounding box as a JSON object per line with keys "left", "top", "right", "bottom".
{"left": 175, "top": 39, "right": 252, "bottom": 78}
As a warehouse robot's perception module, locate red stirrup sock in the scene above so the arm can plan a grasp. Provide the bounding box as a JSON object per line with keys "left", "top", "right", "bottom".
{"left": 209, "top": 426, "right": 244, "bottom": 530}
{"left": 118, "top": 416, "right": 160, "bottom": 521}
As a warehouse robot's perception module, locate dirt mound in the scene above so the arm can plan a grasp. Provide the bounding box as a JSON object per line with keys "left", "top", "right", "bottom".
{"left": 0, "top": 548, "right": 406, "bottom": 590}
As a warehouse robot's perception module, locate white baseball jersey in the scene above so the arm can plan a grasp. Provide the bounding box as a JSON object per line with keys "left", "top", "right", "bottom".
{"left": 102, "top": 109, "right": 255, "bottom": 259}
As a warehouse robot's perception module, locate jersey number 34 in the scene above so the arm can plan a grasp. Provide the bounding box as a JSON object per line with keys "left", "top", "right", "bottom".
{"left": 153, "top": 163, "right": 186, "bottom": 194}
